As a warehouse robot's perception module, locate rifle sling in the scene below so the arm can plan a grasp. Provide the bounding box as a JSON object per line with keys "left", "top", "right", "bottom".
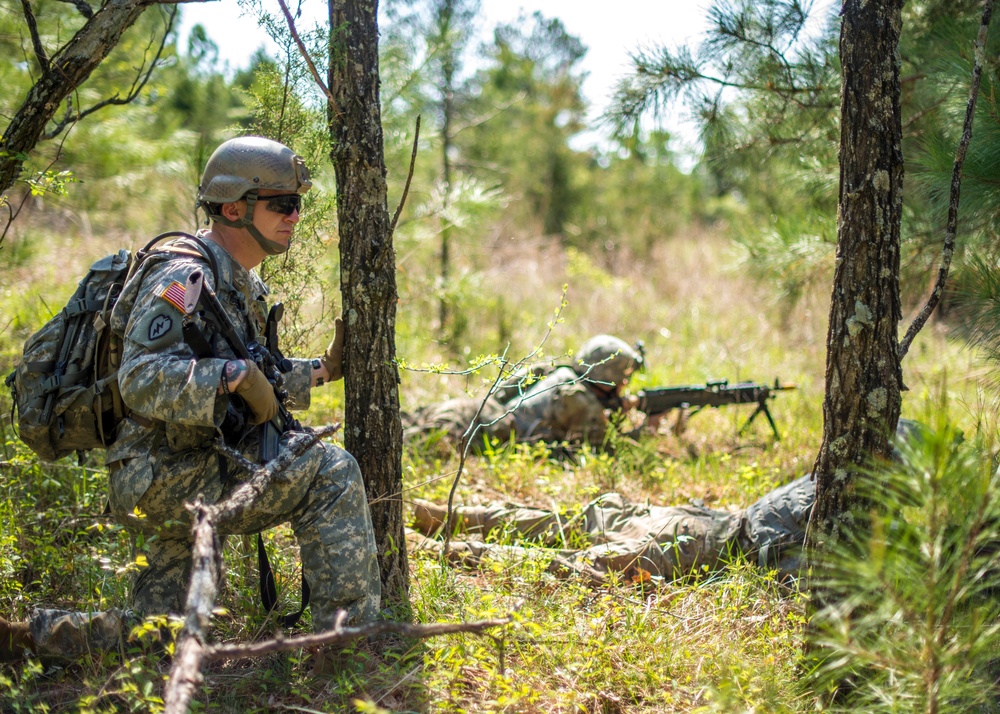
{"left": 257, "top": 531, "right": 310, "bottom": 628}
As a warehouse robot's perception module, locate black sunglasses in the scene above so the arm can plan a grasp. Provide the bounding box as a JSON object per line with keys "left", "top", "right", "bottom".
{"left": 263, "top": 193, "right": 303, "bottom": 216}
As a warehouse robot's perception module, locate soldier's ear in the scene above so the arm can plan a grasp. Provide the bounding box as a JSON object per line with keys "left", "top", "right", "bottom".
{"left": 221, "top": 200, "right": 244, "bottom": 221}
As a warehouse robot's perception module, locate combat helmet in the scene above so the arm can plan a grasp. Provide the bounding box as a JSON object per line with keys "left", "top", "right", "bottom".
{"left": 197, "top": 136, "right": 312, "bottom": 255}
{"left": 573, "top": 334, "right": 643, "bottom": 388}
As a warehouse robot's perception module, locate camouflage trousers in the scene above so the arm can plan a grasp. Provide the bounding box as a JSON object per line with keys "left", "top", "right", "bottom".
{"left": 108, "top": 430, "right": 381, "bottom": 632}
{"left": 412, "top": 493, "right": 745, "bottom": 580}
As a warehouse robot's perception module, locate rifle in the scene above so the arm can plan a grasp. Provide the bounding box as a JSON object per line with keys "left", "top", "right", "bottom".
{"left": 182, "top": 269, "right": 299, "bottom": 462}
{"left": 636, "top": 378, "right": 797, "bottom": 440}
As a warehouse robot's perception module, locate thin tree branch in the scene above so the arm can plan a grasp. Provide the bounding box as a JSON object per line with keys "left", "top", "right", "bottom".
{"left": 0, "top": 0, "right": 215, "bottom": 199}
{"left": 19, "top": 0, "right": 49, "bottom": 73}
{"left": 714, "top": 26, "right": 798, "bottom": 94}
{"left": 390, "top": 115, "right": 420, "bottom": 237}
{"left": 55, "top": 0, "right": 95, "bottom": 18}
{"left": 42, "top": 6, "right": 178, "bottom": 141}
{"left": 163, "top": 501, "right": 221, "bottom": 713}
{"left": 0, "top": 199, "right": 14, "bottom": 247}
{"left": 0, "top": 124, "right": 76, "bottom": 249}
{"left": 205, "top": 610, "right": 514, "bottom": 660}
{"left": 48, "top": 96, "right": 76, "bottom": 139}
{"left": 430, "top": 292, "right": 571, "bottom": 552}
{"left": 640, "top": 61, "right": 821, "bottom": 102}
{"left": 441, "top": 345, "right": 513, "bottom": 554}
{"left": 899, "top": 0, "right": 994, "bottom": 361}
{"left": 274, "top": 0, "right": 337, "bottom": 111}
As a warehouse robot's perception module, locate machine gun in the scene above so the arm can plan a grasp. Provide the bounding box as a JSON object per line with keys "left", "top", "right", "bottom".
{"left": 636, "top": 378, "right": 797, "bottom": 440}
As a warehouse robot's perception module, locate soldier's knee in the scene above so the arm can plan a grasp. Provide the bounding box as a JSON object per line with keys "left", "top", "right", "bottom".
{"left": 319, "top": 442, "right": 361, "bottom": 479}
{"left": 315, "top": 444, "right": 368, "bottom": 503}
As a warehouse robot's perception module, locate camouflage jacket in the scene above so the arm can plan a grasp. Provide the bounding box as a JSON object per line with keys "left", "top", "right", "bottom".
{"left": 506, "top": 366, "right": 609, "bottom": 444}
{"left": 106, "top": 233, "right": 312, "bottom": 466}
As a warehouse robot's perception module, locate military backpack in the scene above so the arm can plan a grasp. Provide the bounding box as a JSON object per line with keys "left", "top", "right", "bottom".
{"left": 5, "top": 232, "right": 214, "bottom": 462}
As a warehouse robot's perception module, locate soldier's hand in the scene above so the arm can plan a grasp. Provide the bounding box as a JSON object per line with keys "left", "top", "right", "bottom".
{"left": 319, "top": 316, "right": 345, "bottom": 382}
{"left": 230, "top": 360, "right": 280, "bottom": 425}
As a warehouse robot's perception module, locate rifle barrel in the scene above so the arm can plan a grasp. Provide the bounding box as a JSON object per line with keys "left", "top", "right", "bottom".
{"left": 637, "top": 379, "right": 796, "bottom": 417}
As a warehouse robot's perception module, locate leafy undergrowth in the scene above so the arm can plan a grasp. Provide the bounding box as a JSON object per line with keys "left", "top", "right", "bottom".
{"left": 0, "top": 224, "right": 988, "bottom": 712}
{"left": 6, "top": 413, "right": 996, "bottom": 712}
{"left": 0, "top": 423, "right": 809, "bottom": 713}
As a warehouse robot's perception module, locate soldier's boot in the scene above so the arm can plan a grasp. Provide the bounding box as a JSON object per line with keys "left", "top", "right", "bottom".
{"left": 412, "top": 500, "right": 495, "bottom": 535}
{"left": 412, "top": 499, "right": 448, "bottom": 534}
{"left": 0, "top": 617, "right": 34, "bottom": 662}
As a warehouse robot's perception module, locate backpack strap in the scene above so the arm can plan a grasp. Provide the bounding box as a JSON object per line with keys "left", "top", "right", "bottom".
{"left": 134, "top": 232, "right": 223, "bottom": 295}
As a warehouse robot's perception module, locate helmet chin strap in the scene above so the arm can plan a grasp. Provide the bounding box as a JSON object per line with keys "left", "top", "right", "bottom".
{"left": 208, "top": 192, "right": 290, "bottom": 256}
{"left": 242, "top": 193, "right": 290, "bottom": 256}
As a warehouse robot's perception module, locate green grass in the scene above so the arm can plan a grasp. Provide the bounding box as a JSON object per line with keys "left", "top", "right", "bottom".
{"left": 0, "top": 215, "right": 989, "bottom": 712}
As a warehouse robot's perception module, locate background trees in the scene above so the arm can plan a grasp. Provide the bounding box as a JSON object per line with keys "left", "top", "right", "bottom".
{"left": 0, "top": 0, "right": 192, "bottom": 230}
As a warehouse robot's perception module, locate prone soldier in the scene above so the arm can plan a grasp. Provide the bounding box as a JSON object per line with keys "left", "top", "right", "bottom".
{"left": 403, "top": 334, "right": 649, "bottom": 451}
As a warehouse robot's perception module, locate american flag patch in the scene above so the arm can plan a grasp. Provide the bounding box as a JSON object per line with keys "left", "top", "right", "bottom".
{"left": 159, "top": 281, "right": 187, "bottom": 313}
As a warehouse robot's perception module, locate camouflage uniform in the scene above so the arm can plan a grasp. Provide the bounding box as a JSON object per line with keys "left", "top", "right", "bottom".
{"left": 403, "top": 335, "right": 641, "bottom": 449}
{"left": 24, "top": 235, "right": 379, "bottom": 659}
{"left": 505, "top": 366, "right": 612, "bottom": 444}
{"left": 412, "top": 475, "right": 815, "bottom": 581}
{"left": 108, "top": 235, "right": 380, "bottom": 627}
{"left": 402, "top": 395, "right": 517, "bottom": 448}
{"left": 23, "top": 609, "right": 136, "bottom": 662}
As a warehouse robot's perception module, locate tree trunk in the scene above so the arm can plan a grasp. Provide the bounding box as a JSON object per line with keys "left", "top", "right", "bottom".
{"left": 806, "top": 0, "right": 904, "bottom": 569}
{"left": 438, "top": 59, "right": 453, "bottom": 339}
{"left": 328, "top": 0, "right": 409, "bottom": 609}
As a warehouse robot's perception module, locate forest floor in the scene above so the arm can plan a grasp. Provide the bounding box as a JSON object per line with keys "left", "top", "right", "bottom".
{"left": 0, "top": 222, "right": 983, "bottom": 712}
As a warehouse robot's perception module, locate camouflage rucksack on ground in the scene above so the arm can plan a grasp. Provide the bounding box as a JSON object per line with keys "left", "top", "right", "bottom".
{"left": 5, "top": 232, "right": 211, "bottom": 462}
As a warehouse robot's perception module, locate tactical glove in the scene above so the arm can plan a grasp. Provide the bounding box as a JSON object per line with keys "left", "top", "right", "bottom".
{"left": 319, "top": 316, "right": 345, "bottom": 382}
{"left": 233, "top": 361, "right": 280, "bottom": 425}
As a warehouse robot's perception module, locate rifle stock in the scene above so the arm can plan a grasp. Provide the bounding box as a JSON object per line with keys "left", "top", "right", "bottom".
{"left": 637, "top": 378, "right": 797, "bottom": 439}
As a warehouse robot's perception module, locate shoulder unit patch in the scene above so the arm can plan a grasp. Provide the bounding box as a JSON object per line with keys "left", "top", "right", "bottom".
{"left": 148, "top": 314, "right": 174, "bottom": 342}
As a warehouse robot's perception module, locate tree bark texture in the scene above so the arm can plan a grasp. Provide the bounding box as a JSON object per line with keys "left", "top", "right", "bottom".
{"left": 328, "top": 0, "right": 409, "bottom": 608}
{"left": 0, "top": 0, "right": 192, "bottom": 197}
{"left": 438, "top": 0, "right": 456, "bottom": 337}
{"left": 807, "top": 0, "right": 904, "bottom": 555}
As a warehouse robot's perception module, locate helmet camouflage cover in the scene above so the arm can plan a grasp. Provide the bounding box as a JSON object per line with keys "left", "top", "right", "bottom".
{"left": 196, "top": 136, "right": 312, "bottom": 255}
{"left": 573, "top": 334, "right": 643, "bottom": 386}
{"left": 197, "top": 136, "right": 311, "bottom": 206}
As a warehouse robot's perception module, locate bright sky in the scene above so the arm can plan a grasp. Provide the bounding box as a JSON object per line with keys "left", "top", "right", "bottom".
{"left": 178, "top": 0, "right": 715, "bottom": 150}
